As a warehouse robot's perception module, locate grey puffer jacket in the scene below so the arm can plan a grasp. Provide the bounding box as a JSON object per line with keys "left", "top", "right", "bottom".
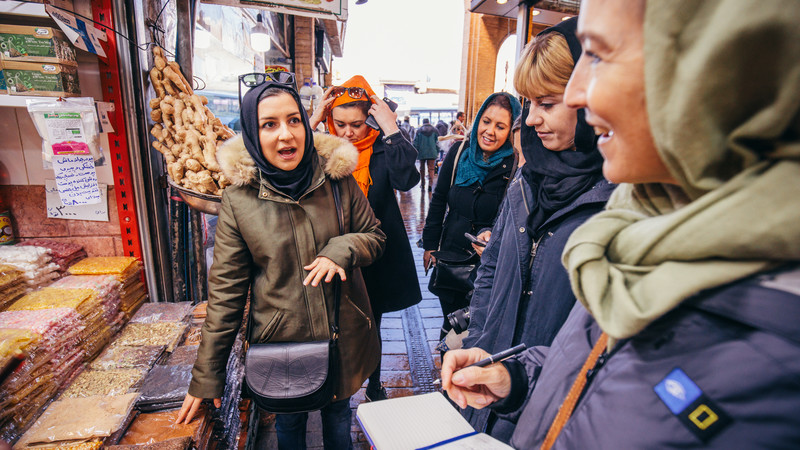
{"left": 494, "top": 265, "right": 800, "bottom": 449}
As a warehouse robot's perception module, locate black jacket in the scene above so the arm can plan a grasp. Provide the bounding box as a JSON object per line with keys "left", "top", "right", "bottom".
{"left": 362, "top": 131, "right": 422, "bottom": 314}
{"left": 422, "top": 141, "right": 513, "bottom": 258}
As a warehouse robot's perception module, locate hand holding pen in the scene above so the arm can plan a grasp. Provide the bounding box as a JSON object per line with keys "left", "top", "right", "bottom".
{"left": 434, "top": 344, "right": 526, "bottom": 385}
{"left": 438, "top": 344, "right": 527, "bottom": 409}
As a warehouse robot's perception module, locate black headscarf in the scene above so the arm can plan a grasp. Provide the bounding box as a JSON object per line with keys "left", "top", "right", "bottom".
{"left": 520, "top": 17, "right": 605, "bottom": 240}
{"left": 240, "top": 77, "right": 316, "bottom": 201}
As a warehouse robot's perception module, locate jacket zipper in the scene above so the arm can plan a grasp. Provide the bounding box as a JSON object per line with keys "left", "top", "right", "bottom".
{"left": 347, "top": 297, "right": 372, "bottom": 330}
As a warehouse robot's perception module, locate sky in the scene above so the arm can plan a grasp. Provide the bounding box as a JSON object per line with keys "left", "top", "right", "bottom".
{"left": 332, "top": 0, "right": 466, "bottom": 91}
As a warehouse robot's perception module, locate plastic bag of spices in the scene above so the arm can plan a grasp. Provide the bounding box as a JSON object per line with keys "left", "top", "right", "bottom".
{"left": 17, "top": 393, "right": 139, "bottom": 445}
{"left": 25, "top": 97, "right": 105, "bottom": 167}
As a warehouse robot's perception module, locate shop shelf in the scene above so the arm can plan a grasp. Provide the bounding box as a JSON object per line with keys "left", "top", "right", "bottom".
{"left": 0, "top": 1, "right": 49, "bottom": 17}
{"left": 0, "top": 94, "right": 38, "bottom": 108}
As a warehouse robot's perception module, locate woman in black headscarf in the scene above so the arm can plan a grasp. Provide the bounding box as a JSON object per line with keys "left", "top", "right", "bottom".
{"left": 458, "top": 18, "right": 616, "bottom": 442}
{"left": 177, "top": 73, "right": 386, "bottom": 450}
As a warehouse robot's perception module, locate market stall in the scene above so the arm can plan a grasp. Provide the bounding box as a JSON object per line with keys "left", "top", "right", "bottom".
{"left": 0, "top": 0, "right": 248, "bottom": 447}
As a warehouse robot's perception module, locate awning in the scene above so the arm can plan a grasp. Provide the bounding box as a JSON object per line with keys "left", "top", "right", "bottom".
{"left": 469, "top": 0, "right": 522, "bottom": 18}
{"left": 201, "top": 0, "right": 348, "bottom": 22}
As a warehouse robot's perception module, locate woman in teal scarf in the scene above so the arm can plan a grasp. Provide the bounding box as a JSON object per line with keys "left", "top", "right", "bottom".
{"left": 422, "top": 92, "right": 521, "bottom": 341}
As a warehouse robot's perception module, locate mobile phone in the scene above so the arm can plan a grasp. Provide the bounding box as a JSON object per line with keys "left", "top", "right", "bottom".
{"left": 366, "top": 97, "right": 399, "bottom": 130}
{"left": 464, "top": 232, "right": 487, "bottom": 247}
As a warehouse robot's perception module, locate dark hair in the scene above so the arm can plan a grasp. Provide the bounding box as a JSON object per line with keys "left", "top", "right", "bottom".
{"left": 422, "top": 118, "right": 430, "bottom": 124}
{"left": 457, "top": 111, "right": 465, "bottom": 120}
{"left": 334, "top": 100, "right": 371, "bottom": 118}
{"left": 483, "top": 95, "right": 514, "bottom": 118}
{"left": 258, "top": 86, "right": 293, "bottom": 102}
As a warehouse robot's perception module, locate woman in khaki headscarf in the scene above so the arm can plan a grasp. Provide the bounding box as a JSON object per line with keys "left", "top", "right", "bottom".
{"left": 442, "top": 0, "right": 800, "bottom": 448}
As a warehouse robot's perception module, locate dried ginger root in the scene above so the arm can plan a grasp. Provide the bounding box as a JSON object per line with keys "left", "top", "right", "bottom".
{"left": 147, "top": 46, "right": 231, "bottom": 196}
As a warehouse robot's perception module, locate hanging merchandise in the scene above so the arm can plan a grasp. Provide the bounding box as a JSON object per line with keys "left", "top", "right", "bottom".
{"left": 147, "top": 46, "right": 234, "bottom": 197}
{"left": 26, "top": 97, "right": 104, "bottom": 166}
{"left": 299, "top": 77, "right": 313, "bottom": 112}
{"left": 311, "top": 80, "right": 324, "bottom": 111}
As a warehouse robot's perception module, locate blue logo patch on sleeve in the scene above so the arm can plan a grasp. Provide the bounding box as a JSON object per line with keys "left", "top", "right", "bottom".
{"left": 654, "top": 368, "right": 702, "bottom": 414}
{"left": 654, "top": 367, "right": 732, "bottom": 443}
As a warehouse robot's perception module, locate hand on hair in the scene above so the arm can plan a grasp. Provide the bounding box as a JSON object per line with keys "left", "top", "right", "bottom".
{"left": 309, "top": 86, "right": 337, "bottom": 130}
{"left": 369, "top": 95, "right": 400, "bottom": 136}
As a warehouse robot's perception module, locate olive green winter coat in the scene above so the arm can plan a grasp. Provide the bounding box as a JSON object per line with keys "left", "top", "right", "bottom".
{"left": 188, "top": 132, "right": 385, "bottom": 401}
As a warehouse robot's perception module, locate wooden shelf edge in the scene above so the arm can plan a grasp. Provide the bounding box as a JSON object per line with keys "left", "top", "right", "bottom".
{"left": 0, "top": 94, "right": 35, "bottom": 107}
{"left": 0, "top": 1, "right": 49, "bottom": 18}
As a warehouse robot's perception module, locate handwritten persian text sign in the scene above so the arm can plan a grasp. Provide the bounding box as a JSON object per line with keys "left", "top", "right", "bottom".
{"left": 52, "top": 154, "right": 101, "bottom": 206}
{"left": 45, "top": 180, "right": 109, "bottom": 222}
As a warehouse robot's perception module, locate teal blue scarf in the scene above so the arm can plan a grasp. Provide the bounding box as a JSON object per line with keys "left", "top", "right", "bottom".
{"left": 454, "top": 92, "right": 521, "bottom": 187}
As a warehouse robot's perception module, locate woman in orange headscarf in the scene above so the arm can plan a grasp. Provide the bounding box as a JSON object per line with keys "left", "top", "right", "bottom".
{"left": 310, "top": 75, "right": 422, "bottom": 402}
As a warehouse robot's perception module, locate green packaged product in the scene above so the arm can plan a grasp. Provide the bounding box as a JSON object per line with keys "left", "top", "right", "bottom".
{"left": 0, "top": 25, "right": 77, "bottom": 65}
{"left": 2, "top": 60, "right": 80, "bottom": 97}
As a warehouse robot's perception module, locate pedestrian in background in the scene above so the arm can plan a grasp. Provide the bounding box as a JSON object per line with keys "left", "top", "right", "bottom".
{"left": 310, "top": 75, "right": 422, "bottom": 402}
{"left": 414, "top": 118, "right": 440, "bottom": 191}
{"left": 460, "top": 18, "right": 614, "bottom": 442}
{"left": 422, "top": 92, "right": 520, "bottom": 342}
{"left": 435, "top": 119, "right": 449, "bottom": 137}
{"left": 400, "top": 115, "right": 415, "bottom": 142}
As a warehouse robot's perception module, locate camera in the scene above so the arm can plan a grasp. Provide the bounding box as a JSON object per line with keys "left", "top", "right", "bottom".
{"left": 446, "top": 307, "right": 471, "bottom": 334}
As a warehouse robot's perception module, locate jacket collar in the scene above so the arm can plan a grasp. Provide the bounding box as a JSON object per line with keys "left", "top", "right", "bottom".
{"left": 514, "top": 174, "right": 615, "bottom": 232}
{"left": 217, "top": 132, "right": 359, "bottom": 199}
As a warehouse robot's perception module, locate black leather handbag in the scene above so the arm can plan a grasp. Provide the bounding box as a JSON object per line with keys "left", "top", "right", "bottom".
{"left": 428, "top": 249, "right": 479, "bottom": 296}
{"left": 244, "top": 181, "right": 344, "bottom": 413}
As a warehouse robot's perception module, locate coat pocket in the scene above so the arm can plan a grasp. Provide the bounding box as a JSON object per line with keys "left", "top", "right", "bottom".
{"left": 255, "top": 310, "right": 285, "bottom": 343}
{"left": 345, "top": 295, "right": 372, "bottom": 330}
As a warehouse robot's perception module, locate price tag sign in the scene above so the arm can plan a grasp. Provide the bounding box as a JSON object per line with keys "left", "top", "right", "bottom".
{"left": 51, "top": 154, "right": 101, "bottom": 206}
{"left": 45, "top": 179, "right": 109, "bottom": 222}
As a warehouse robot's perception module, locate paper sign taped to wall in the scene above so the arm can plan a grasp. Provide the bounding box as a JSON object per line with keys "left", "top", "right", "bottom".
{"left": 51, "top": 154, "right": 102, "bottom": 206}
{"left": 45, "top": 179, "right": 109, "bottom": 222}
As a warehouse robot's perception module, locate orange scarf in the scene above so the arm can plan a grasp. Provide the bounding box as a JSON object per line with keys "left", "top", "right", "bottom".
{"left": 325, "top": 75, "right": 380, "bottom": 197}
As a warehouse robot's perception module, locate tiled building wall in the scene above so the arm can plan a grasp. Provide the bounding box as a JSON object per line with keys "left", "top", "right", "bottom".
{"left": 293, "top": 15, "right": 316, "bottom": 87}
{"left": 462, "top": 14, "right": 517, "bottom": 123}
{"left": 0, "top": 52, "right": 124, "bottom": 256}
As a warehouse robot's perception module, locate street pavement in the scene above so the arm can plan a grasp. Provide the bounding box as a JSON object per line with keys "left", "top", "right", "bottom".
{"left": 256, "top": 177, "right": 444, "bottom": 449}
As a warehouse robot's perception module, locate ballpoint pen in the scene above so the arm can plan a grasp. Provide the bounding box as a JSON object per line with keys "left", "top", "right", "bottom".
{"left": 432, "top": 343, "right": 527, "bottom": 385}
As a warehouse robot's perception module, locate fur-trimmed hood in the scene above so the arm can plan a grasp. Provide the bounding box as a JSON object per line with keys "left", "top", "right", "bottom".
{"left": 217, "top": 132, "right": 359, "bottom": 187}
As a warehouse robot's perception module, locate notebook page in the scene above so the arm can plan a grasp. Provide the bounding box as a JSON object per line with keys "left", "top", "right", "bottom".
{"left": 436, "top": 432, "right": 514, "bottom": 449}
{"left": 356, "top": 392, "right": 476, "bottom": 450}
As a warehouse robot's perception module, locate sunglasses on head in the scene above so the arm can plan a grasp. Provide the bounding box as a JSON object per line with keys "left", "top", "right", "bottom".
{"left": 330, "top": 86, "right": 367, "bottom": 100}
{"left": 240, "top": 71, "right": 295, "bottom": 87}
{"left": 238, "top": 71, "right": 296, "bottom": 105}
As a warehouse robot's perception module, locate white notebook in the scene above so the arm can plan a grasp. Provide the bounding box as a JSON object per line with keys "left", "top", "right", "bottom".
{"left": 356, "top": 392, "right": 514, "bottom": 450}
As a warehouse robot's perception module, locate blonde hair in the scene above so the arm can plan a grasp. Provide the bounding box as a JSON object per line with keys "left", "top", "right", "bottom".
{"left": 514, "top": 33, "right": 574, "bottom": 99}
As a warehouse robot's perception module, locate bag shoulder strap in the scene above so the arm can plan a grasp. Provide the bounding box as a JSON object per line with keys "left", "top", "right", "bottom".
{"left": 246, "top": 181, "right": 345, "bottom": 344}
{"left": 330, "top": 180, "right": 343, "bottom": 339}
{"left": 434, "top": 140, "right": 467, "bottom": 253}
{"left": 449, "top": 139, "right": 467, "bottom": 188}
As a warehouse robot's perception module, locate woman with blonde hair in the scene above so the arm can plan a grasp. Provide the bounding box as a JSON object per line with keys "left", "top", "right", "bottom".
{"left": 458, "top": 17, "right": 615, "bottom": 442}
